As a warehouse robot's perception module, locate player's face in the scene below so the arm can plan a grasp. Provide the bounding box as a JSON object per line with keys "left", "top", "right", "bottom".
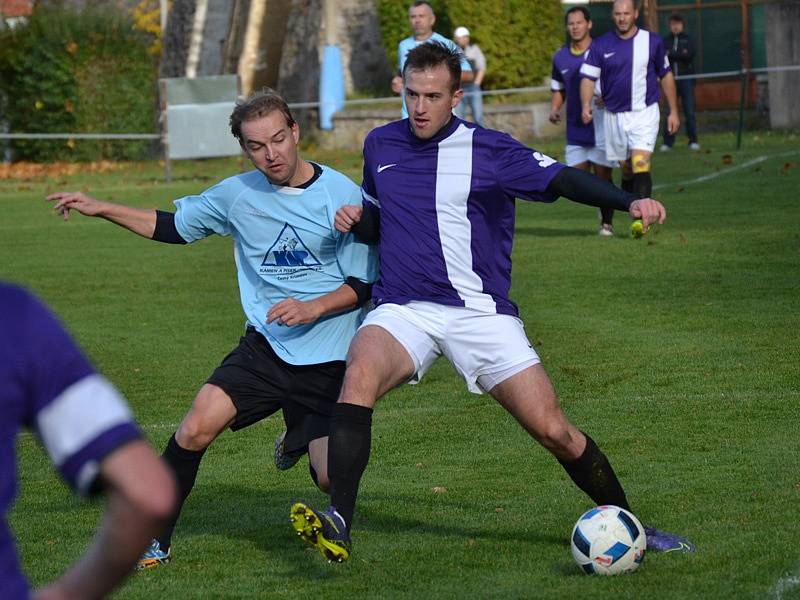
{"left": 404, "top": 64, "right": 462, "bottom": 140}
{"left": 240, "top": 111, "right": 301, "bottom": 186}
{"left": 612, "top": 0, "right": 638, "bottom": 35}
{"left": 566, "top": 13, "right": 591, "bottom": 43}
{"left": 408, "top": 4, "right": 435, "bottom": 38}
{"left": 669, "top": 20, "right": 684, "bottom": 35}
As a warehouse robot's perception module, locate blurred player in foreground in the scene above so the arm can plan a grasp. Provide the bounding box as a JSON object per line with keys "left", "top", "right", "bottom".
{"left": 0, "top": 282, "right": 175, "bottom": 598}
{"left": 290, "top": 42, "right": 694, "bottom": 563}
{"left": 47, "top": 88, "right": 377, "bottom": 569}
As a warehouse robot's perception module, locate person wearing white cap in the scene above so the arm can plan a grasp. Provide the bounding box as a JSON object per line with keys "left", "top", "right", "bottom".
{"left": 454, "top": 25, "right": 486, "bottom": 127}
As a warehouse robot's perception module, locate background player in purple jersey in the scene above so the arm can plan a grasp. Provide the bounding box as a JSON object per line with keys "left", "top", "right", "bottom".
{"left": 579, "top": 0, "right": 680, "bottom": 201}
{"left": 0, "top": 282, "right": 175, "bottom": 599}
{"left": 289, "top": 42, "right": 694, "bottom": 563}
{"left": 550, "top": 6, "right": 617, "bottom": 236}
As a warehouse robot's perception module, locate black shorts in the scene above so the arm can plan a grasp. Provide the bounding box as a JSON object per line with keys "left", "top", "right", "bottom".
{"left": 206, "top": 327, "right": 345, "bottom": 455}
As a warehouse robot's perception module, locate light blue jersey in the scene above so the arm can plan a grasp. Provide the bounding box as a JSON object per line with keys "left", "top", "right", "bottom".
{"left": 397, "top": 32, "right": 472, "bottom": 118}
{"left": 174, "top": 164, "right": 378, "bottom": 365}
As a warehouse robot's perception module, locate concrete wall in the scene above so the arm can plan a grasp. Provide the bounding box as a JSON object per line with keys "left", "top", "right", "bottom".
{"left": 766, "top": 2, "right": 800, "bottom": 128}
{"left": 319, "top": 102, "right": 562, "bottom": 151}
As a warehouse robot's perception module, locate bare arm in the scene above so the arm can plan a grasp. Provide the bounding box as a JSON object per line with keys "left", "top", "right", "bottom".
{"left": 660, "top": 72, "right": 680, "bottom": 135}
{"left": 47, "top": 192, "right": 157, "bottom": 239}
{"left": 549, "top": 90, "right": 565, "bottom": 124}
{"left": 267, "top": 283, "right": 359, "bottom": 327}
{"left": 34, "top": 441, "right": 176, "bottom": 600}
{"left": 580, "top": 78, "right": 596, "bottom": 124}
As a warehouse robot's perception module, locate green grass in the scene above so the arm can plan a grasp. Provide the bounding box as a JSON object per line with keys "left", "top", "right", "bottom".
{"left": 2, "top": 129, "right": 799, "bottom": 599}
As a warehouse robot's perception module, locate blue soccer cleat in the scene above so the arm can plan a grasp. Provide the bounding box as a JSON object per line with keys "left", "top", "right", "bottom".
{"left": 290, "top": 502, "right": 351, "bottom": 563}
{"left": 136, "top": 539, "right": 171, "bottom": 570}
{"left": 274, "top": 431, "right": 304, "bottom": 471}
{"left": 644, "top": 526, "right": 695, "bottom": 553}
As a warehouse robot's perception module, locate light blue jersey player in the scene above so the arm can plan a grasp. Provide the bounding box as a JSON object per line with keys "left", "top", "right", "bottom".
{"left": 391, "top": 1, "right": 472, "bottom": 118}
{"left": 47, "top": 88, "right": 378, "bottom": 570}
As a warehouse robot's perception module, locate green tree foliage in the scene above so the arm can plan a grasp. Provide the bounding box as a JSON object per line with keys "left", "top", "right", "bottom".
{"left": 0, "top": 7, "right": 157, "bottom": 162}
{"left": 377, "top": 0, "right": 562, "bottom": 90}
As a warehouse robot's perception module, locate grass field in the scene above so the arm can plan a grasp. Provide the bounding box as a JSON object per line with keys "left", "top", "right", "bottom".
{"left": 1, "top": 129, "right": 799, "bottom": 599}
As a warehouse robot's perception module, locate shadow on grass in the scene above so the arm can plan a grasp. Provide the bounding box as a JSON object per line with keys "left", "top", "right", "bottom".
{"left": 515, "top": 227, "right": 601, "bottom": 238}
{"left": 176, "top": 482, "right": 565, "bottom": 565}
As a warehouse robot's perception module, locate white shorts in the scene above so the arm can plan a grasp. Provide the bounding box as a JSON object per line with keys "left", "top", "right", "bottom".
{"left": 565, "top": 108, "right": 615, "bottom": 168}
{"left": 565, "top": 145, "right": 615, "bottom": 169}
{"left": 360, "top": 301, "right": 540, "bottom": 394}
{"left": 604, "top": 102, "right": 660, "bottom": 162}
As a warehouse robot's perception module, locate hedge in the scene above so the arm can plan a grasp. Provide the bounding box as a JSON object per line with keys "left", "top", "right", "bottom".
{"left": 377, "top": 0, "right": 562, "bottom": 92}
{"left": 0, "top": 8, "right": 158, "bottom": 162}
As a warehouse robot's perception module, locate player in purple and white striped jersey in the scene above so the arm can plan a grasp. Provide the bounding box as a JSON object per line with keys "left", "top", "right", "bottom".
{"left": 550, "top": 6, "right": 617, "bottom": 236}
{"left": 0, "top": 282, "right": 175, "bottom": 599}
{"left": 289, "top": 41, "right": 694, "bottom": 564}
{"left": 579, "top": 0, "right": 680, "bottom": 201}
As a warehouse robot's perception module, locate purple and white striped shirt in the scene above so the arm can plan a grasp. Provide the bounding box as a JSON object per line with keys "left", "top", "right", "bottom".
{"left": 361, "top": 117, "right": 565, "bottom": 317}
{"left": 580, "top": 28, "right": 670, "bottom": 113}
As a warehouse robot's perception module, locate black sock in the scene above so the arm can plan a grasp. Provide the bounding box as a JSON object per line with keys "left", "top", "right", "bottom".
{"left": 559, "top": 433, "right": 630, "bottom": 511}
{"left": 621, "top": 177, "right": 634, "bottom": 194}
{"left": 157, "top": 433, "right": 206, "bottom": 550}
{"left": 328, "top": 403, "right": 373, "bottom": 531}
{"left": 632, "top": 172, "right": 652, "bottom": 198}
{"left": 600, "top": 207, "right": 614, "bottom": 226}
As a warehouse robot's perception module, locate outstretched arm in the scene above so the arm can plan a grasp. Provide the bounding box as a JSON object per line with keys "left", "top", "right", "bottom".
{"left": 34, "top": 441, "right": 176, "bottom": 600}
{"left": 548, "top": 167, "right": 666, "bottom": 230}
{"left": 47, "top": 192, "right": 157, "bottom": 239}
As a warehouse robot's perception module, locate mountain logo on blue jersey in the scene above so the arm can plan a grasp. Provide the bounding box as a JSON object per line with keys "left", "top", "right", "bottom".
{"left": 262, "top": 223, "right": 321, "bottom": 267}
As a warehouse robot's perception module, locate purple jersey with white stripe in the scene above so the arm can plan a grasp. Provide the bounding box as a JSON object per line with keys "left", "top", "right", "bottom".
{"left": 580, "top": 28, "right": 670, "bottom": 113}
{"left": 361, "top": 118, "right": 565, "bottom": 317}
{"left": 551, "top": 45, "right": 595, "bottom": 147}
{"left": 0, "top": 283, "right": 140, "bottom": 598}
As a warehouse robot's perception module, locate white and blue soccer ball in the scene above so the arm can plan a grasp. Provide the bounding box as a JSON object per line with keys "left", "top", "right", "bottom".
{"left": 570, "top": 505, "right": 646, "bottom": 576}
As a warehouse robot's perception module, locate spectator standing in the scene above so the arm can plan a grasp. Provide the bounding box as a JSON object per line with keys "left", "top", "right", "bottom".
{"left": 391, "top": 1, "right": 472, "bottom": 118}
{"left": 660, "top": 13, "right": 700, "bottom": 151}
{"left": 454, "top": 26, "right": 486, "bottom": 127}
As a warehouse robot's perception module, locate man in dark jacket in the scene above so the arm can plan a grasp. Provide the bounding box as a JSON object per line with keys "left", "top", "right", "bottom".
{"left": 661, "top": 13, "right": 700, "bottom": 151}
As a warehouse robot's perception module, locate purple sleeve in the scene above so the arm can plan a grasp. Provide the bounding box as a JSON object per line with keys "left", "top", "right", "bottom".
{"left": 15, "top": 290, "right": 141, "bottom": 496}
{"left": 654, "top": 36, "right": 671, "bottom": 78}
{"left": 580, "top": 44, "right": 602, "bottom": 80}
{"left": 361, "top": 131, "right": 379, "bottom": 207}
{"left": 550, "top": 56, "right": 565, "bottom": 90}
{"left": 493, "top": 133, "right": 566, "bottom": 203}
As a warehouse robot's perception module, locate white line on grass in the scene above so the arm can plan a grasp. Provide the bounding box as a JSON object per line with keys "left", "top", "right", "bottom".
{"left": 653, "top": 149, "right": 800, "bottom": 191}
{"left": 771, "top": 567, "right": 800, "bottom": 599}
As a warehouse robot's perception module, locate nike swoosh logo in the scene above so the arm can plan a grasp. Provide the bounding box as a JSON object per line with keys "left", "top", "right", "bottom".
{"left": 377, "top": 163, "right": 398, "bottom": 173}
{"left": 561, "top": 69, "right": 569, "bottom": 74}
{"left": 604, "top": 52, "right": 615, "bottom": 59}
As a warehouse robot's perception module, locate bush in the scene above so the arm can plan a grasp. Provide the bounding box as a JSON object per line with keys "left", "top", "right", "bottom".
{"left": 0, "top": 7, "right": 158, "bottom": 162}
{"left": 376, "top": 0, "right": 562, "bottom": 92}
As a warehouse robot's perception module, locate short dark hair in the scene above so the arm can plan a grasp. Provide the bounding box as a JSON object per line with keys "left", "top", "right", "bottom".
{"left": 565, "top": 6, "right": 591, "bottom": 24}
{"left": 668, "top": 12, "right": 684, "bottom": 24}
{"left": 229, "top": 87, "right": 296, "bottom": 142}
{"left": 403, "top": 41, "right": 462, "bottom": 93}
{"left": 411, "top": 1, "right": 434, "bottom": 13}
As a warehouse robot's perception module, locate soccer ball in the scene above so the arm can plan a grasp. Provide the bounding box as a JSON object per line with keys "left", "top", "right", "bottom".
{"left": 570, "top": 505, "right": 646, "bottom": 576}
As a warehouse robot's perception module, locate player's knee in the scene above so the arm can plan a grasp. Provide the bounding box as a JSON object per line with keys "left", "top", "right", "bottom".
{"left": 175, "top": 419, "right": 215, "bottom": 451}
{"left": 534, "top": 420, "right": 574, "bottom": 455}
